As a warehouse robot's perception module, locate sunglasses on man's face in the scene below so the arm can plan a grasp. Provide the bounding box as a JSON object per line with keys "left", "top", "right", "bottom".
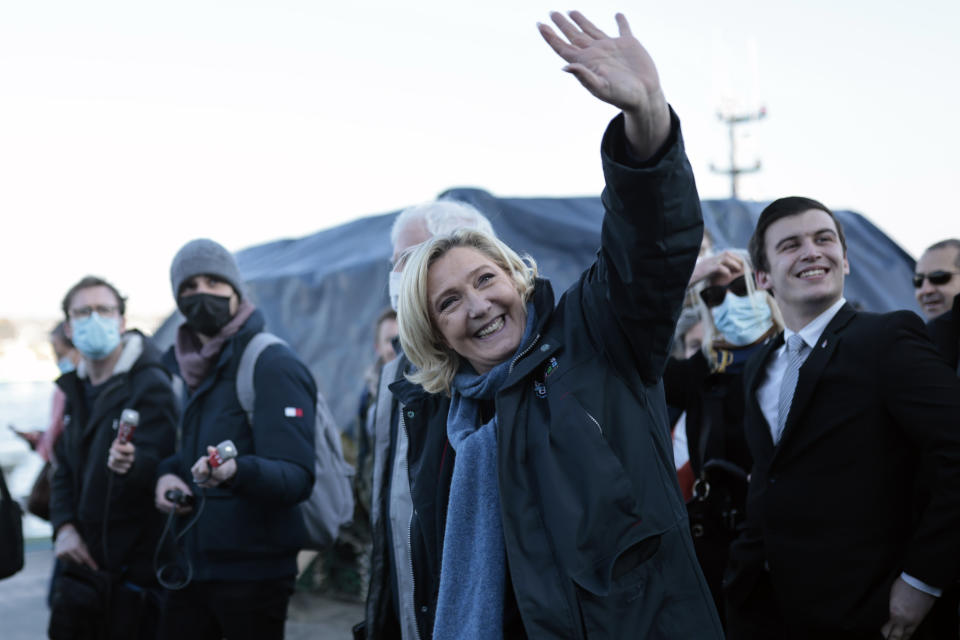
{"left": 699, "top": 275, "right": 748, "bottom": 307}
{"left": 912, "top": 270, "right": 960, "bottom": 288}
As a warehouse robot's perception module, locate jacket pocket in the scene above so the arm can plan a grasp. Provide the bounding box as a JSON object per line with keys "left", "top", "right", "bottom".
{"left": 573, "top": 534, "right": 664, "bottom": 638}
{"left": 533, "top": 391, "right": 656, "bottom": 596}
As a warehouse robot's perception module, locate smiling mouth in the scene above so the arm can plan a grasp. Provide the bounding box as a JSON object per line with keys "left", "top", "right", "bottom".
{"left": 797, "top": 267, "right": 828, "bottom": 279}
{"left": 475, "top": 316, "right": 504, "bottom": 338}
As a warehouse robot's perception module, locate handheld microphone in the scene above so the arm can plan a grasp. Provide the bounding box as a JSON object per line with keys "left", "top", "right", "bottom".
{"left": 208, "top": 439, "right": 237, "bottom": 468}
{"left": 164, "top": 488, "right": 196, "bottom": 508}
{"left": 116, "top": 408, "right": 140, "bottom": 445}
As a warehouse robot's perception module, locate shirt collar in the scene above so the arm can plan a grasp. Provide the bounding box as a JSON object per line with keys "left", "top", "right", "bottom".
{"left": 783, "top": 297, "right": 846, "bottom": 350}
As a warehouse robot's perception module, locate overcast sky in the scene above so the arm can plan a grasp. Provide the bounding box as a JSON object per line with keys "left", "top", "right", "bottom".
{"left": 1, "top": 0, "right": 956, "bottom": 318}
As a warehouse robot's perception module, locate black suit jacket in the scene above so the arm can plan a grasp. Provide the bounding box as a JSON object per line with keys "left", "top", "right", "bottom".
{"left": 726, "top": 303, "right": 960, "bottom": 635}
{"left": 927, "top": 293, "right": 959, "bottom": 372}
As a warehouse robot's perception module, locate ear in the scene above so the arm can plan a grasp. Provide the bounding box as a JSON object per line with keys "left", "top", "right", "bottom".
{"left": 755, "top": 269, "right": 773, "bottom": 293}
{"left": 118, "top": 316, "right": 127, "bottom": 333}
{"left": 64, "top": 321, "right": 74, "bottom": 340}
{"left": 842, "top": 254, "right": 850, "bottom": 276}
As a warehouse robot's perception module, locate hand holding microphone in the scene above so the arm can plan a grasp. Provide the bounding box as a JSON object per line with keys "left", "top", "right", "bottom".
{"left": 191, "top": 439, "right": 238, "bottom": 489}
{"left": 107, "top": 408, "right": 139, "bottom": 475}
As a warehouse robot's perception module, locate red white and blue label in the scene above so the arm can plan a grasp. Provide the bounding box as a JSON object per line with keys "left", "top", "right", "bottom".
{"left": 284, "top": 407, "right": 304, "bottom": 418}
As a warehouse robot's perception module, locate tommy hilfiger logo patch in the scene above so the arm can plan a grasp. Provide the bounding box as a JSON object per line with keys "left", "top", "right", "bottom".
{"left": 284, "top": 407, "right": 304, "bottom": 418}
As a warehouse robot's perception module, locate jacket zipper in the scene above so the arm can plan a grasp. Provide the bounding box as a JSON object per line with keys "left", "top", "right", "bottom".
{"left": 398, "top": 408, "right": 423, "bottom": 640}
{"left": 584, "top": 410, "right": 603, "bottom": 436}
{"left": 508, "top": 334, "right": 542, "bottom": 375}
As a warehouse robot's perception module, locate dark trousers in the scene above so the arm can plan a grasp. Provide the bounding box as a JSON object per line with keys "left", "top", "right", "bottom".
{"left": 158, "top": 576, "right": 294, "bottom": 640}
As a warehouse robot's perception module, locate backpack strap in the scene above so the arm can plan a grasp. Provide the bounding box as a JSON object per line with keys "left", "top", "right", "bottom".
{"left": 236, "top": 332, "right": 287, "bottom": 424}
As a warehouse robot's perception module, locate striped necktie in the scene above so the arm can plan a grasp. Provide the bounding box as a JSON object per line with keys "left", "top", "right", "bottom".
{"left": 775, "top": 334, "right": 808, "bottom": 443}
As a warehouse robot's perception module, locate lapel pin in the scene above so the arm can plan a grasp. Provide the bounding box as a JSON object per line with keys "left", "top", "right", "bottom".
{"left": 821, "top": 339, "right": 827, "bottom": 348}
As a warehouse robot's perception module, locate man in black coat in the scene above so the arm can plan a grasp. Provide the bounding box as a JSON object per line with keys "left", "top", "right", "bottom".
{"left": 50, "top": 275, "right": 177, "bottom": 639}
{"left": 724, "top": 197, "right": 960, "bottom": 639}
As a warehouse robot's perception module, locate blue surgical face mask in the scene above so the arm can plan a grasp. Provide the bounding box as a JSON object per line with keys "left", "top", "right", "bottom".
{"left": 71, "top": 313, "right": 122, "bottom": 361}
{"left": 710, "top": 290, "right": 773, "bottom": 347}
{"left": 388, "top": 270, "right": 403, "bottom": 312}
{"left": 57, "top": 357, "right": 76, "bottom": 375}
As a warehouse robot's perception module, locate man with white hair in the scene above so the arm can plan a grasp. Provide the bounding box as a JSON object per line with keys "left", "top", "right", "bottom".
{"left": 387, "top": 200, "right": 495, "bottom": 310}
{"left": 362, "top": 200, "right": 495, "bottom": 640}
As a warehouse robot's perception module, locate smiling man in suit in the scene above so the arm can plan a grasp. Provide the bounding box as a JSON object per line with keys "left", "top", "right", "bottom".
{"left": 724, "top": 197, "right": 960, "bottom": 640}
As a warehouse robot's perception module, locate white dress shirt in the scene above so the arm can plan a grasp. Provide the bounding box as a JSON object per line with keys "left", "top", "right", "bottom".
{"left": 756, "top": 297, "right": 846, "bottom": 439}
{"left": 755, "top": 296, "right": 940, "bottom": 597}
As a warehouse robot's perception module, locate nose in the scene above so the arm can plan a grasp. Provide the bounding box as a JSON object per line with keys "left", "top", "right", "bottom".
{"left": 465, "top": 290, "right": 491, "bottom": 318}
{"left": 799, "top": 237, "right": 822, "bottom": 261}
{"left": 917, "top": 276, "right": 937, "bottom": 297}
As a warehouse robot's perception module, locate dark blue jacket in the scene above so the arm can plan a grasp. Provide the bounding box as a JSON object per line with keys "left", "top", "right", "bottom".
{"left": 366, "top": 112, "right": 723, "bottom": 639}
{"left": 158, "top": 309, "right": 316, "bottom": 581}
{"left": 53, "top": 330, "right": 177, "bottom": 586}
{"left": 492, "top": 112, "right": 720, "bottom": 634}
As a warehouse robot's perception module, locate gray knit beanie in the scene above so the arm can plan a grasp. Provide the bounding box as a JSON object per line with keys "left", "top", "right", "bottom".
{"left": 169, "top": 238, "right": 244, "bottom": 300}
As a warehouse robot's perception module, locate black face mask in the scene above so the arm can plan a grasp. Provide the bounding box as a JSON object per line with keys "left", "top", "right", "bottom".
{"left": 178, "top": 293, "right": 234, "bottom": 337}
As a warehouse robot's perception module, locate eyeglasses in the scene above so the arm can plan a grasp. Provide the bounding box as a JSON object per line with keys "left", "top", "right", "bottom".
{"left": 69, "top": 305, "right": 119, "bottom": 319}
{"left": 699, "top": 275, "right": 748, "bottom": 308}
{"left": 912, "top": 270, "right": 960, "bottom": 288}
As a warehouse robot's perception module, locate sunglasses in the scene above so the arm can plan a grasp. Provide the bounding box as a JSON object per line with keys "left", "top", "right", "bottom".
{"left": 699, "top": 275, "right": 748, "bottom": 307}
{"left": 912, "top": 270, "right": 960, "bottom": 288}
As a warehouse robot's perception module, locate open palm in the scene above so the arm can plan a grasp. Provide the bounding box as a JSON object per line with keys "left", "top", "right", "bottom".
{"left": 539, "top": 11, "right": 670, "bottom": 158}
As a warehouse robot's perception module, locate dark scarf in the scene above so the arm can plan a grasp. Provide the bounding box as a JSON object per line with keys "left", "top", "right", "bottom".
{"left": 432, "top": 301, "right": 537, "bottom": 640}
{"left": 174, "top": 300, "right": 256, "bottom": 389}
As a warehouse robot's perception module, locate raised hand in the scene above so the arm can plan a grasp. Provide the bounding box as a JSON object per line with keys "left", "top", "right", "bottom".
{"left": 538, "top": 11, "right": 670, "bottom": 159}
{"left": 689, "top": 251, "right": 746, "bottom": 287}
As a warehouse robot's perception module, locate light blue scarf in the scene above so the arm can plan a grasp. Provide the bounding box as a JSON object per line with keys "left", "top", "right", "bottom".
{"left": 432, "top": 302, "right": 536, "bottom": 640}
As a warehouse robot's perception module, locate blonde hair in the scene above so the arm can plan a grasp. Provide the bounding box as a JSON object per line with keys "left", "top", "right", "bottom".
{"left": 692, "top": 249, "right": 784, "bottom": 371}
{"left": 398, "top": 229, "right": 537, "bottom": 395}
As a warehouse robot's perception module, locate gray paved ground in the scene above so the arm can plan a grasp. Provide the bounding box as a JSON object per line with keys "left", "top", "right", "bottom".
{"left": 0, "top": 544, "right": 363, "bottom": 639}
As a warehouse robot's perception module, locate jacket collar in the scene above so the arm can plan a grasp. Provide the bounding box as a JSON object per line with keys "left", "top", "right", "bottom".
{"left": 526, "top": 278, "right": 555, "bottom": 336}
{"left": 62, "top": 330, "right": 160, "bottom": 441}
{"left": 389, "top": 353, "right": 431, "bottom": 405}
{"left": 178, "top": 309, "right": 266, "bottom": 403}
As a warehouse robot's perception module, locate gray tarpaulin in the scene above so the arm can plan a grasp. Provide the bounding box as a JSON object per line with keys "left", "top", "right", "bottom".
{"left": 155, "top": 189, "right": 920, "bottom": 432}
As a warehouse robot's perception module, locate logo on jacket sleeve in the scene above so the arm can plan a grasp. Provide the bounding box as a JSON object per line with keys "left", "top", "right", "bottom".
{"left": 284, "top": 407, "right": 304, "bottom": 418}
